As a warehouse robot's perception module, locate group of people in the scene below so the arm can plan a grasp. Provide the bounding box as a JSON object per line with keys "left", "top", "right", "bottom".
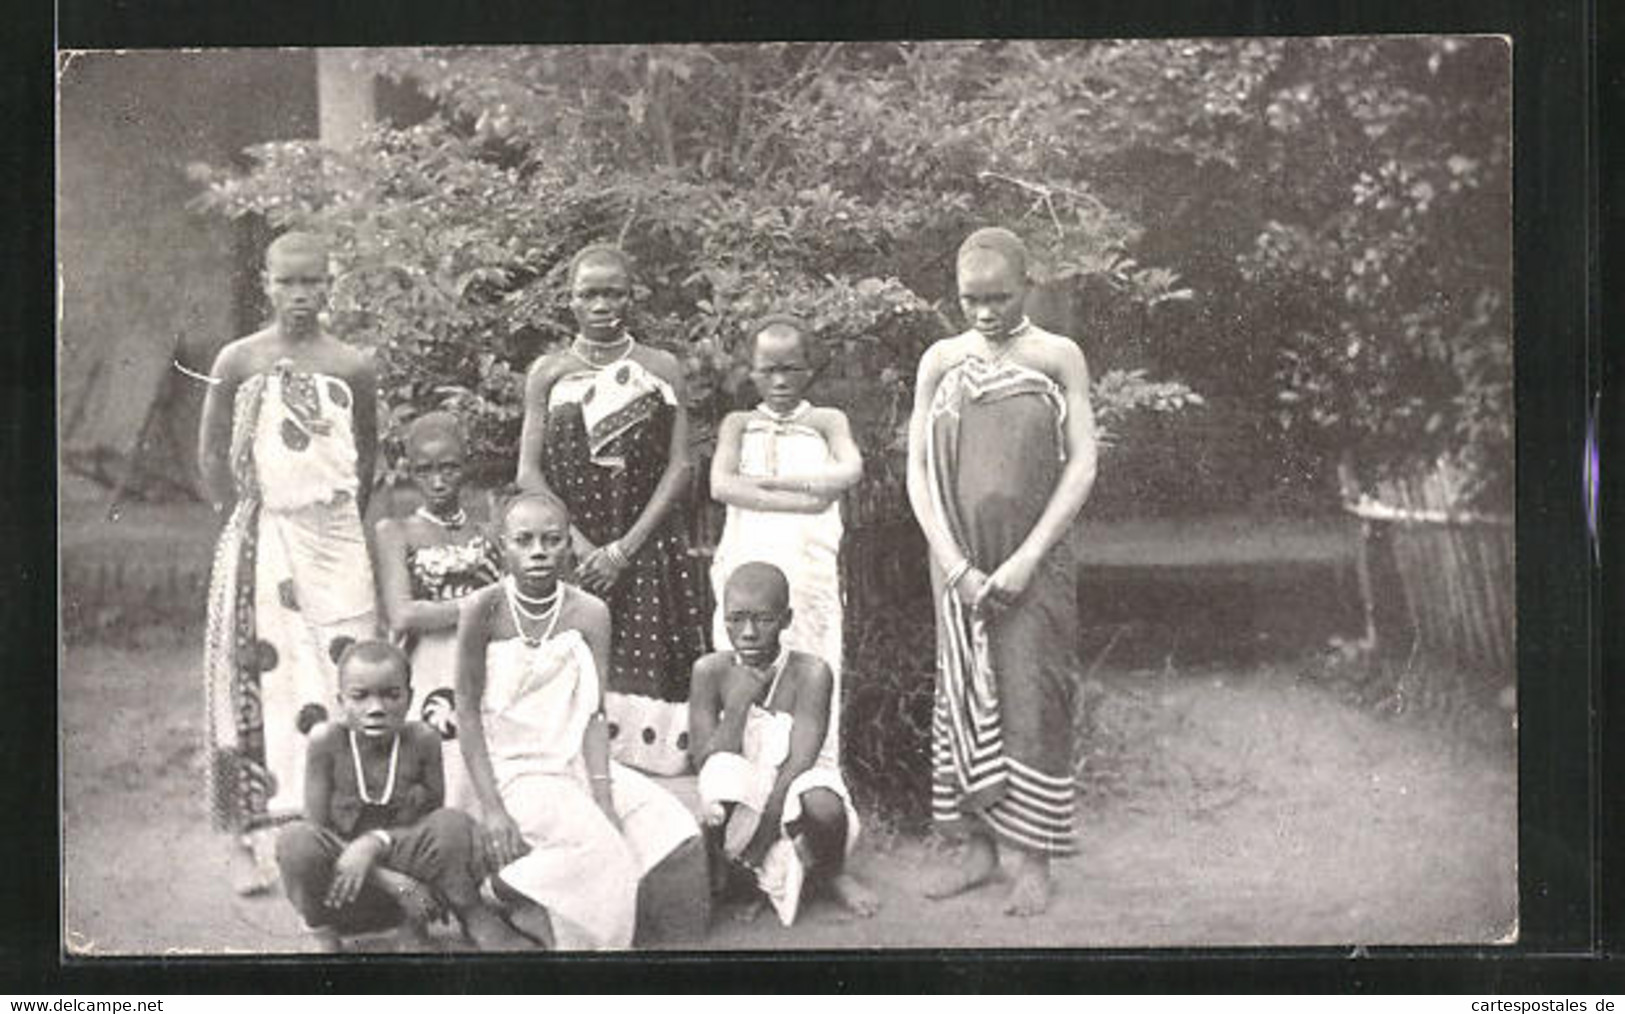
{"left": 196, "top": 225, "right": 1098, "bottom": 951}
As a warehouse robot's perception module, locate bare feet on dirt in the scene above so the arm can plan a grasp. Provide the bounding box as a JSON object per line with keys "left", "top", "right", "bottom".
{"left": 372, "top": 868, "right": 440, "bottom": 950}
{"left": 233, "top": 830, "right": 280, "bottom": 897}
{"left": 461, "top": 906, "right": 536, "bottom": 951}
{"left": 830, "top": 872, "right": 879, "bottom": 917}
{"left": 922, "top": 836, "right": 1000, "bottom": 900}
{"left": 504, "top": 900, "right": 556, "bottom": 949}
{"left": 1002, "top": 852, "right": 1051, "bottom": 917}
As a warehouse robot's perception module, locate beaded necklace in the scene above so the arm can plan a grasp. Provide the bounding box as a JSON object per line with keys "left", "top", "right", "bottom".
{"left": 570, "top": 334, "right": 635, "bottom": 370}
{"left": 348, "top": 728, "right": 400, "bottom": 806}
{"left": 414, "top": 505, "right": 468, "bottom": 529}
{"left": 504, "top": 575, "right": 564, "bottom": 647}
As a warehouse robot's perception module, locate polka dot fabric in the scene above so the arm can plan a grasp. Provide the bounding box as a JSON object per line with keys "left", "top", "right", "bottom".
{"left": 543, "top": 397, "right": 709, "bottom": 702}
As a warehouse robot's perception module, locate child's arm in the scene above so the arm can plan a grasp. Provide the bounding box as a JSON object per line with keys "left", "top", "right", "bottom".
{"left": 905, "top": 341, "right": 991, "bottom": 605}
{"left": 978, "top": 340, "right": 1098, "bottom": 615}
{"left": 686, "top": 656, "right": 751, "bottom": 767}
{"left": 409, "top": 722, "right": 446, "bottom": 814}
{"left": 755, "top": 408, "right": 864, "bottom": 498}
{"left": 739, "top": 659, "right": 833, "bottom": 867}
{"left": 196, "top": 341, "right": 244, "bottom": 510}
{"left": 516, "top": 355, "right": 597, "bottom": 558}
{"left": 709, "top": 412, "right": 832, "bottom": 515}
{"left": 302, "top": 722, "right": 340, "bottom": 828}
{"left": 374, "top": 520, "right": 462, "bottom": 636}
{"left": 454, "top": 588, "right": 529, "bottom": 871}
{"left": 576, "top": 594, "right": 620, "bottom": 829}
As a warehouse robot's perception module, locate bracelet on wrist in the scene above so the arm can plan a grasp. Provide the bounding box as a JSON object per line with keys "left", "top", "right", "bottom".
{"left": 945, "top": 558, "right": 972, "bottom": 590}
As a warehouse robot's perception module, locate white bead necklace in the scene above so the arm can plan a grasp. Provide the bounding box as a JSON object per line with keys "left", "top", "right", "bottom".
{"left": 504, "top": 575, "right": 564, "bottom": 646}
{"left": 349, "top": 728, "right": 400, "bottom": 806}
{"left": 570, "top": 334, "right": 635, "bottom": 370}
{"left": 415, "top": 505, "right": 468, "bottom": 529}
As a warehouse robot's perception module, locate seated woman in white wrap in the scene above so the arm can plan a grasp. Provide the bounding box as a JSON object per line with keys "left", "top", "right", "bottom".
{"left": 454, "top": 491, "right": 707, "bottom": 950}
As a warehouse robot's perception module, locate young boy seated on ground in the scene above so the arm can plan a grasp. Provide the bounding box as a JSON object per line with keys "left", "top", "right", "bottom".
{"left": 687, "top": 562, "right": 878, "bottom": 925}
{"left": 275, "top": 640, "right": 531, "bottom": 952}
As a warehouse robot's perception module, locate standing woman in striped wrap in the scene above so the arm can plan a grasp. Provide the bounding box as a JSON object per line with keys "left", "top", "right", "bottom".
{"left": 904, "top": 227, "right": 1098, "bottom": 916}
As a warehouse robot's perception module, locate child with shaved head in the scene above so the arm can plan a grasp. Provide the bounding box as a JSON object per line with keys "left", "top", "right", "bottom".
{"left": 687, "top": 561, "right": 877, "bottom": 925}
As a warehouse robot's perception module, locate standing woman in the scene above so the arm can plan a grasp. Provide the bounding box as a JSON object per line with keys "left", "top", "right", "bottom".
{"left": 199, "top": 231, "right": 381, "bottom": 894}
{"left": 373, "top": 411, "right": 501, "bottom": 812}
{"left": 904, "top": 227, "right": 1099, "bottom": 916}
{"left": 516, "top": 245, "right": 708, "bottom": 714}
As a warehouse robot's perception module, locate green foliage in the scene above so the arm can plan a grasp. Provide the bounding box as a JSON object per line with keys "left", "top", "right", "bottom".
{"left": 191, "top": 39, "right": 1508, "bottom": 513}
{"left": 1236, "top": 38, "right": 1511, "bottom": 508}
{"left": 190, "top": 42, "right": 1201, "bottom": 484}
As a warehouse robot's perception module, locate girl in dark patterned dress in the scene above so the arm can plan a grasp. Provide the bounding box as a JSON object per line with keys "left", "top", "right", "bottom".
{"left": 375, "top": 411, "right": 502, "bottom": 812}
{"left": 516, "top": 245, "right": 708, "bottom": 769}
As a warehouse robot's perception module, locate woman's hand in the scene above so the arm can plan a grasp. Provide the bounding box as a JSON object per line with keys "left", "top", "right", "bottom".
{"left": 978, "top": 550, "right": 1040, "bottom": 618}
{"left": 953, "top": 567, "right": 989, "bottom": 609}
{"left": 576, "top": 546, "right": 630, "bottom": 596}
{"left": 722, "top": 667, "right": 767, "bottom": 716}
{"left": 325, "top": 836, "right": 385, "bottom": 910}
{"left": 478, "top": 808, "right": 530, "bottom": 875}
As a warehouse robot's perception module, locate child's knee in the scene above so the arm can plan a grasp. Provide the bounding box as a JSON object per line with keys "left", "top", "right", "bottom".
{"left": 275, "top": 821, "right": 329, "bottom": 875}
{"left": 422, "top": 808, "right": 476, "bottom": 851}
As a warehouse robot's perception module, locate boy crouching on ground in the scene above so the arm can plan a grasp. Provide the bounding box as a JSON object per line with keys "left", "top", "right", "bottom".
{"left": 275, "top": 640, "right": 531, "bottom": 951}
{"left": 687, "top": 562, "right": 878, "bottom": 924}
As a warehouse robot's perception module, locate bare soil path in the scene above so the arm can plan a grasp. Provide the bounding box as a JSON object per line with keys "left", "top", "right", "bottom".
{"left": 61, "top": 643, "right": 1515, "bottom": 953}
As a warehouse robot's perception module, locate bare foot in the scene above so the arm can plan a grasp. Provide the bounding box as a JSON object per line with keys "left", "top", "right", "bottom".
{"left": 460, "top": 906, "right": 537, "bottom": 952}
{"left": 1002, "top": 852, "right": 1051, "bottom": 917}
{"left": 922, "top": 837, "right": 999, "bottom": 900}
{"left": 504, "top": 898, "right": 556, "bottom": 950}
{"left": 829, "top": 872, "right": 879, "bottom": 918}
{"left": 732, "top": 895, "right": 766, "bottom": 923}
{"left": 373, "top": 868, "right": 441, "bottom": 926}
{"left": 307, "top": 927, "right": 343, "bottom": 953}
{"left": 234, "top": 830, "right": 280, "bottom": 897}
{"left": 392, "top": 920, "right": 437, "bottom": 953}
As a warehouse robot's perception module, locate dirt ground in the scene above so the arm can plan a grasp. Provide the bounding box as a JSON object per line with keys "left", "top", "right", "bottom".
{"left": 60, "top": 639, "right": 1516, "bottom": 954}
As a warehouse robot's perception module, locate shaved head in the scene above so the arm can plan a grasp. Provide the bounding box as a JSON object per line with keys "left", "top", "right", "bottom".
{"left": 338, "top": 639, "right": 412, "bottom": 687}
{"left": 724, "top": 561, "right": 790, "bottom": 612}
{"left": 957, "top": 226, "right": 1029, "bottom": 281}
{"left": 266, "top": 230, "right": 330, "bottom": 266}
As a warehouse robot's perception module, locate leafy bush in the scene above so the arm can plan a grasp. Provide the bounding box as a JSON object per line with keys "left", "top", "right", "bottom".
{"left": 1239, "top": 39, "right": 1511, "bottom": 509}
{"left": 190, "top": 43, "right": 1203, "bottom": 487}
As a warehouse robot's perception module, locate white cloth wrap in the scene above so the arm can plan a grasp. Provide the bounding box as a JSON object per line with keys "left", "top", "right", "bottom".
{"left": 482, "top": 628, "right": 698, "bottom": 950}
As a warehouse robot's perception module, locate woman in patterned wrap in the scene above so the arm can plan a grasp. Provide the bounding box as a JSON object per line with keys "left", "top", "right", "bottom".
{"left": 198, "top": 231, "right": 381, "bottom": 894}
{"left": 515, "top": 245, "right": 708, "bottom": 753}
{"left": 905, "top": 227, "right": 1099, "bottom": 917}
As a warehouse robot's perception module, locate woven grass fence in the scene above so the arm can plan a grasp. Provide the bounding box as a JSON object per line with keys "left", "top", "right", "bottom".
{"left": 1343, "top": 459, "right": 1514, "bottom": 677}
